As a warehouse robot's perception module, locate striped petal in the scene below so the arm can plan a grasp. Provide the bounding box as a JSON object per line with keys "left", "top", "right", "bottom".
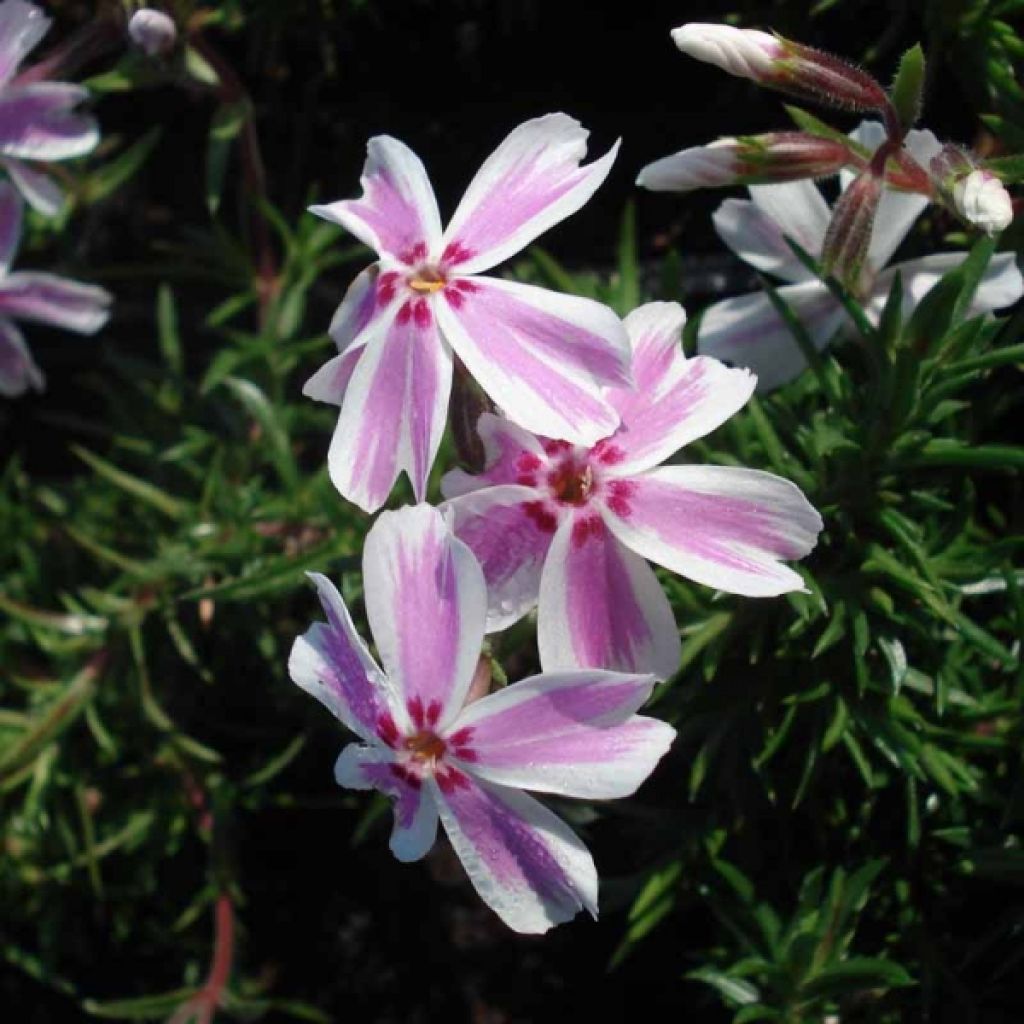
{"left": 0, "top": 0, "right": 49, "bottom": 87}
{"left": 452, "top": 670, "right": 674, "bottom": 798}
{"left": 601, "top": 466, "right": 822, "bottom": 598}
{"left": 537, "top": 510, "right": 681, "bottom": 678}
{"left": 0, "top": 178, "right": 22, "bottom": 272}
{"left": 0, "top": 271, "right": 111, "bottom": 333}
{"left": 440, "top": 411, "right": 550, "bottom": 498}
{"left": 0, "top": 314, "right": 42, "bottom": 396}
{"left": 441, "top": 113, "right": 619, "bottom": 275}
{"left": 0, "top": 83, "right": 99, "bottom": 161}
{"left": 363, "top": 505, "right": 487, "bottom": 732}
{"left": 430, "top": 772, "right": 598, "bottom": 934}
{"left": 2, "top": 157, "right": 63, "bottom": 215}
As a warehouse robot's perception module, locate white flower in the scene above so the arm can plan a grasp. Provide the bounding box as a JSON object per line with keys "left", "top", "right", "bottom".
{"left": 953, "top": 169, "right": 1013, "bottom": 236}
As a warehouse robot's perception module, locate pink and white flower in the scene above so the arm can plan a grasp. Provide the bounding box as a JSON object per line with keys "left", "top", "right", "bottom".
{"left": 305, "top": 114, "right": 631, "bottom": 513}
{"left": 441, "top": 302, "right": 823, "bottom": 680}
{"left": 699, "top": 122, "right": 1024, "bottom": 391}
{"left": 0, "top": 0, "right": 100, "bottom": 215}
{"left": 288, "top": 504, "right": 674, "bottom": 934}
{"left": 0, "top": 181, "right": 110, "bottom": 397}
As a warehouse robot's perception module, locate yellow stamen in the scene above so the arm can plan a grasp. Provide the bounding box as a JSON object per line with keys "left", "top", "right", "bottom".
{"left": 408, "top": 268, "right": 446, "bottom": 294}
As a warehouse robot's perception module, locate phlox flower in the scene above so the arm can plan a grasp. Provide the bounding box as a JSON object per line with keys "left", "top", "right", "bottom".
{"left": 305, "top": 114, "right": 631, "bottom": 513}
{"left": 0, "top": 181, "right": 110, "bottom": 397}
{"left": 699, "top": 122, "right": 1024, "bottom": 392}
{"left": 289, "top": 504, "right": 675, "bottom": 933}
{"left": 441, "top": 302, "right": 823, "bottom": 680}
{"left": 0, "top": 0, "right": 100, "bottom": 215}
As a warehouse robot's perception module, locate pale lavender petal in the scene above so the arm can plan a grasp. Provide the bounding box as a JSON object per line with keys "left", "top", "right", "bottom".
{"left": 451, "top": 670, "right": 674, "bottom": 798}
{"left": 288, "top": 572, "right": 395, "bottom": 743}
{"left": 441, "top": 113, "right": 619, "bottom": 275}
{"left": 429, "top": 772, "right": 598, "bottom": 934}
{"left": 363, "top": 505, "right": 487, "bottom": 730}
{"left": 601, "top": 466, "right": 823, "bottom": 598}
{"left": 602, "top": 302, "right": 756, "bottom": 475}
{"left": 437, "top": 276, "right": 628, "bottom": 445}
{"left": 0, "top": 83, "right": 99, "bottom": 161}
{"left": 871, "top": 252, "right": 1023, "bottom": 323}
{"left": 0, "top": 178, "right": 22, "bottom": 272}
{"left": 328, "top": 263, "right": 385, "bottom": 351}
{"left": 0, "top": 0, "right": 49, "bottom": 87}
{"left": 0, "top": 314, "right": 42, "bottom": 396}
{"left": 309, "top": 136, "right": 442, "bottom": 264}
{"left": 443, "top": 484, "right": 556, "bottom": 631}
{"left": 0, "top": 272, "right": 111, "bottom": 333}
{"left": 537, "top": 510, "right": 681, "bottom": 678}
{"left": 2, "top": 157, "right": 63, "bottom": 215}
{"left": 713, "top": 181, "right": 830, "bottom": 283}
{"left": 327, "top": 302, "right": 452, "bottom": 512}
{"left": 698, "top": 280, "right": 845, "bottom": 392}
{"left": 302, "top": 344, "right": 365, "bottom": 407}
{"left": 334, "top": 744, "right": 439, "bottom": 862}
{"left": 440, "top": 411, "right": 550, "bottom": 499}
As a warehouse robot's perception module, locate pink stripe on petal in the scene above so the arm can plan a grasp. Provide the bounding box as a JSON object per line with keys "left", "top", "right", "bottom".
{"left": 0, "top": 271, "right": 110, "bottom": 333}
{"left": 288, "top": 573, "right": 393, "bottom": 743}
{"left": 328, "top": 264, "right": 385, "bottom": 351}
{"left": 0, "top": 83, "right": 99, "bottom": 161}
{"left": 441, "top": 411, "right": 550, "bottom": 498}
{"left": 437, "top": 276, "right": 627, "bottom": 445}
{"left": 603, "top": 302, "right": 756, "bottom": 475}
{"left": 0, "top": 179, "right": 21, "bottom": 272}
{"left": 443, "top": 484, "right": 557, "bottom": 631}
{"left": 309, "top": 136, "right": 442, "bottom": 263}
{"left": 363, "top": 506, "right": 487, "bottom": 729}
{"left": 451, "top": 670, "right": 673, "bottom": 798}
{"left": 302, "top": 344, "right": 365, "bottom": 407}
{"left": 0, "top": 314, "right": 43, "bottom": 397}
{"left": 335, "top": 744, "right": 439, "bottom": 862}
{"left": 0, "top": 1, "right": 50, "bottom": 87}
{"left": 602, "top": 466, "right": 822, "bottom": 598}
{"left": 537, "top": 511, "right": 681, "bottom": 678}
{"left": 441, "top": 113, "right": 619, "bottom": 275}
{"left": 431, "top": 774, "right": 598, "bottom": 934}
{"left": 2, "top": 157, "right": 62, "bottom": 215}
{"left": 327, "top": 305, "right": 451, "bottom": 512}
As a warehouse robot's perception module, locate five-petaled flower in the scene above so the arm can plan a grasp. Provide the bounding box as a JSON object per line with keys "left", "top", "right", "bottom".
{"left": 698, "top": 122, "right": 1024, "bottom": 392}
{"left": 0, "top": 0, "right": 100, "bottom": 215}
{"left": 0, "top": 181, "right": 111, "bottom": 397}
{"left": 440, "top": 302, "right": 823, "bottom": 679}
{"left": 304, "top": 113, "right": 631, "bottom": 513}
{"left": 288, "top": 504, "right": 675, "bottom": 933}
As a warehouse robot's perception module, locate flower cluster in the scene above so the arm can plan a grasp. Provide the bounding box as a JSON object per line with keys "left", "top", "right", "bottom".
{"left": 0, "top": 0, "right": 109, "bottom": 398}
{"left": 290, "top": 113, "right": 823, "bottom": 931}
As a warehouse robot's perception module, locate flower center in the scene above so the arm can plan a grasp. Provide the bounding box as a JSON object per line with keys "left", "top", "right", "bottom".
{"left": 549, "top": 460, "right": 594, "bottom": 506}
{"left": 403, "top": 729, "right": 446, "bottom": 763}
{"left": 408, "top": 266, "right": 447, "bottom": 294}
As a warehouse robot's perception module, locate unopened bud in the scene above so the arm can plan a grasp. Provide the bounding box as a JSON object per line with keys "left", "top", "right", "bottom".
{"left": 637, "top": 132, "right": 852, "bottom": 193}
{"left": 672, "top": 23, "right": 889, "bottom": 115}
{"left": 128, "top": 9, "right": 177, "bottom": 57}
{"left": 822, "top": 167, "right": 883, "bottom": 291}
{"left": 951, "top": 169, "right": 1013, "bottom": 236}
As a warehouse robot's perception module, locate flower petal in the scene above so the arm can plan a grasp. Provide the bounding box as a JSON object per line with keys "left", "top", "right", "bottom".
{"left": 452, "top": 670, "right": 674, "bottom": 799}
{"left": 872, "top": 252, "right": 1024, "bottom": 322}
{"left": 334, "top": 744, "right": 439, "bottom": 862}
{"left": 0, "top": 0, "right": 49, "bottom": 87}
{"left": 429, "top": 773, "right": 597, "bottom": 934}
{"left": 441, "top": 113, "right": 618, "bottom": 275}
{"left": 309, "top": 136, "right": 442, "bottom": 264}
{"left": 603, "top": 302, "right": 756, "bottom": 475}
{"left": 712, "top": 181, "right": 830, "bottom": 283}
{"left": 698, "top": 279, "right": 844, "bottom": 392}
{"left": 0, "top": 179, "right": 22, "bottom": 273}
{"left": 437, "top": 276, "right": 628, "bottom": 445}
{"left": 288, "top": 572, "right": 394, "bottom": 743}
{"left": 327, "top": 302, "right": 452, "bottom": 512}
{"left": 537, "top": 511, "right": 681, "bottom": 678}
{"left": 328, "top": 263, "right": 385, "bottom": 350}
{"left": 2, "top": 157, "right": 63, "bottom": 215}
{"left": 443, "top": 484, "right": 556, "bottom": 631}
{"left": 302, "top": 345, "right": 365, "bottom": 407}
{"left": 363, "top": 505, "right": 487, "bottom": 731}
{"left": 0, "top": 83, "right": 99, "bottom": 161}
{"left": 602, "top": 466, "right": 822, "bottom": 597}
{"left": 0, "top": 314, "right": 43, "bottom": 396}
{"left": 0, "top": 271, "right": 111, "bottom": 333}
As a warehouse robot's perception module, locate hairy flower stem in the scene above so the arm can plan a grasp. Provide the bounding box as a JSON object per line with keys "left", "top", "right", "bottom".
{"left": 450, "top": 359, "right": 495, "bottom": 474}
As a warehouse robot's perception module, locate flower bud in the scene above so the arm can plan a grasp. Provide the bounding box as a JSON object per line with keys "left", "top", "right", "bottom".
{"left": 128, "top": 9, "right": 177, "bottom": 57}
{"left": 821, "top": 167, "right": 883, "bottom": 291}
{"left": 952, "top": 170, "right": 1013, "bottom": 236}
{"left": 637, "top": 132, "right": 853, "bottom": 193}
{"left": 672, "top": 23, "right": 889, "bottom": 115}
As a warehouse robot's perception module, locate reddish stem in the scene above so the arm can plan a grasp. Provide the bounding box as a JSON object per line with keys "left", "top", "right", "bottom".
{"left": 167, "top": 893, "right": 235, "bottom": 1024}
